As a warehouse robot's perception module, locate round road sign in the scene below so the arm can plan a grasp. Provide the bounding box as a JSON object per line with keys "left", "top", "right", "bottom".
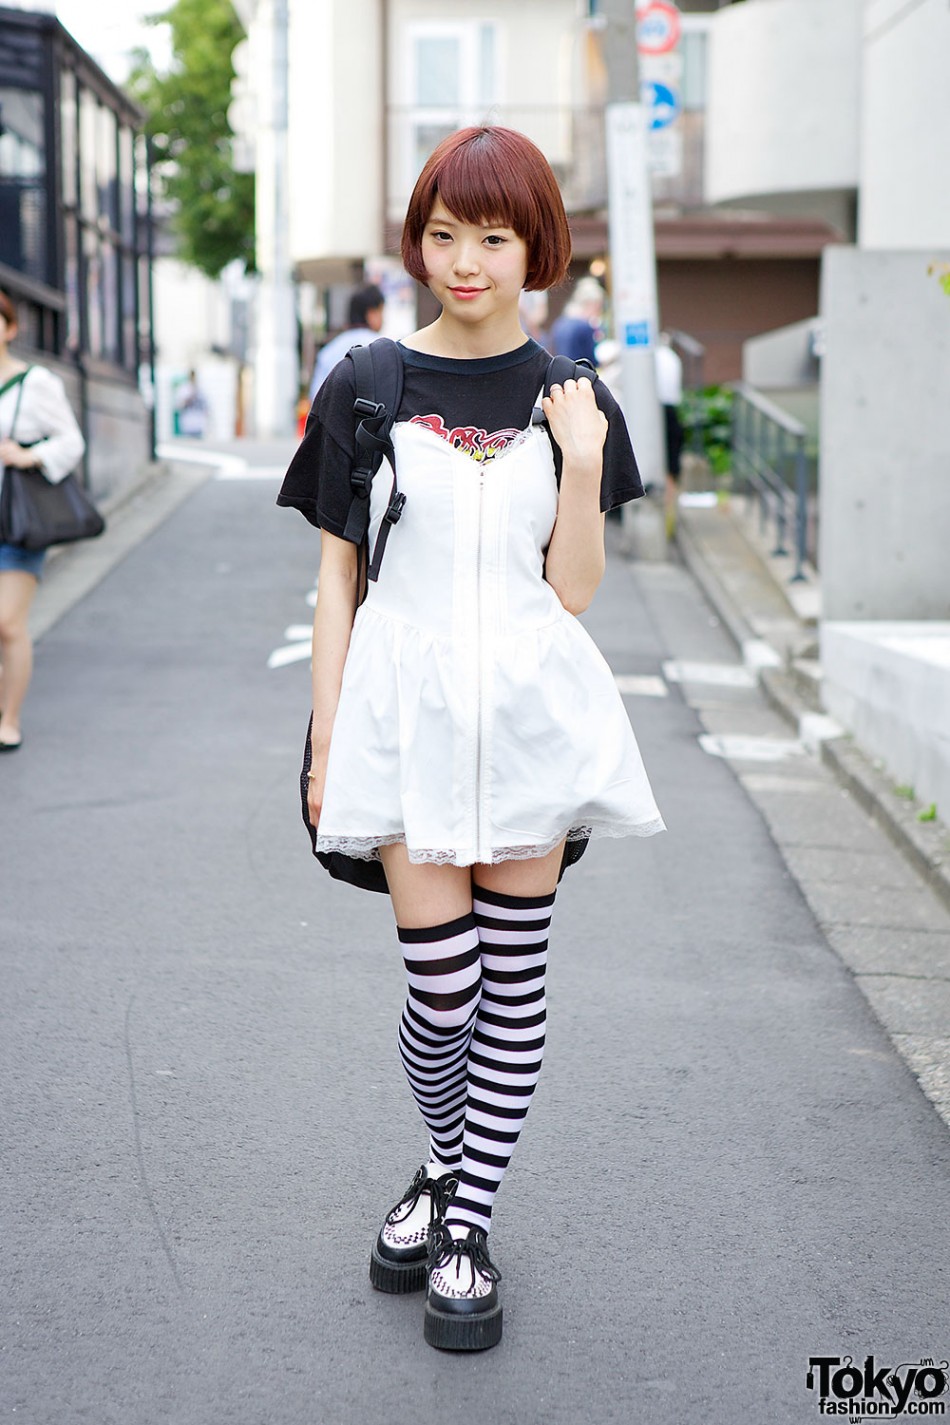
{"left": 636, "top": 1, "right": 682, "bottom": 56}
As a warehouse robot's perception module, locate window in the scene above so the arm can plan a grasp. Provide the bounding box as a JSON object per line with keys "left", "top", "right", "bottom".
{"left": 0, "top": 87, "right": 47, "bottom": 281}
{"left": 397, "top": 21, "right": 498, "bottom": 206}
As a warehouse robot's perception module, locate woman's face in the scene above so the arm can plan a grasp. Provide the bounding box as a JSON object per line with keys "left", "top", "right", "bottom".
{"left": 421, "top": 203, "right": 529, "bottom": 323}
{"left": 0, "top": 311, "right": 14, "bottom": 350}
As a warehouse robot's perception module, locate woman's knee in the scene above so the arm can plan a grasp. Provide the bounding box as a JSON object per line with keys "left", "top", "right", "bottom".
{"left": 380, "top": 843, "right": 473, "bottom": 928}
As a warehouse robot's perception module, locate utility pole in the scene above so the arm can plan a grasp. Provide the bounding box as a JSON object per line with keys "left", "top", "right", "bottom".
{"left": 250, "top": 0, "right": 297, "bottom": 439}
{"left": 598, "top": 0, "right": 666, "bottom": 551}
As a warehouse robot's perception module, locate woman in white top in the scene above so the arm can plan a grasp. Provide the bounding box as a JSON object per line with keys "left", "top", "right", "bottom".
{"left": 0, "top": 290, "right": 86, "bottom": 751}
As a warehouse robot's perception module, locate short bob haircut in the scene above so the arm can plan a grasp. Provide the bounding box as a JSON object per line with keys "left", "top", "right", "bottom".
{"left": 401, "top": 126, "right": 572, "bottom": 293}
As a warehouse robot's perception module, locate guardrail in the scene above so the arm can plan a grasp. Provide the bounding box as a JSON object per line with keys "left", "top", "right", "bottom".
{"left": 731, "top": 382, "right": 813, "bottom": 581}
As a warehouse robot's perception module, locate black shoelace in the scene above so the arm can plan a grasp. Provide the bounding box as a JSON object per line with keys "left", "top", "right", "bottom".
{"left": 389, "top": 1167, "right": 459, "bottom": 1228}
{"left": 428, "top": 1225, "right": 502, "bottom": 1292}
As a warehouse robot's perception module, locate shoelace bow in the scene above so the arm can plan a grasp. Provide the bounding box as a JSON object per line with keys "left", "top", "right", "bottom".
{"left": 390, "top": 1168, "right": 459, "bottom": 1226}
{"left": 429, "top": 1228, "right": 502, "bottom": 1290}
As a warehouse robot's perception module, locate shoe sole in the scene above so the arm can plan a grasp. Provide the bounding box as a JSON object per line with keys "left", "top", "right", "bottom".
{"left": 369, "top": 1245, "right": 427, "bottom": 1294}
{"left": 424, "top": 1301, "right": 503, "bottom": 1351}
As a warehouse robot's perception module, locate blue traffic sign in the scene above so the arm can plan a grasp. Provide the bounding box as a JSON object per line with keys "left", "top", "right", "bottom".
{"left": 642, "top": 80, "right": 680, "bottom": 130}
{"left": 624, "top": 321, "right": 652, "bottom": 347}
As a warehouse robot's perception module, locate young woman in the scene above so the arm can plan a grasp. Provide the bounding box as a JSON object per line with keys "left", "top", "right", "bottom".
{"left": 0, "top": 290, "right": 86, "bottom": 751}
{"left": 278, "top": 126, "right": 664, "bottom": 1351}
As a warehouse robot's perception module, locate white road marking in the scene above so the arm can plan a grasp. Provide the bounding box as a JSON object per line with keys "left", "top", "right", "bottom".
{"left": 742, "top": 638, "right": 782, "bottom": 671}
{"left": 699, "top": 733, "right": 807, "bottom": 763}
{"left": 284, "top": 624, "right": 313, "bottom": 642}
{"left": 740, "top": 772, "right": 829, "bottom": 793}
{"left": 156, "top": 443, "right": 247, "bottom": 478}
{"left": 213, "top": 465, "right": 287, "bottom": 481}
{"left": 268, "top": 642, "right": 311, "bottom": 669}
{"left": 614, "top": 674, "right": 669, "bottom": 698}
{"left": 799, "top": 712, "right": 845, "bottom": 751}
{"left": 664, "top": 660, "right": 756, "bottom": 688}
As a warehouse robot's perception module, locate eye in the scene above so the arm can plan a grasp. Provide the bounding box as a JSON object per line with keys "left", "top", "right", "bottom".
{"left": 484, "top": 235, "right": 507, "bottom": 247}
{"left": 429, "top": 229, "right": 452, "bottom": 243}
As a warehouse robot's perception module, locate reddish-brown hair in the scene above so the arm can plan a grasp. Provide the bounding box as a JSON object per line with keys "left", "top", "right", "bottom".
{"left": 0, "top": 290, "right": 17, "bottom": 329}
{"left": 401, "top": 126, "right": 572, "bottom": 292}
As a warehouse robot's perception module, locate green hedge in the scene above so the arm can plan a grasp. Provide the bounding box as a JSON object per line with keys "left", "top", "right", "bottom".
{"left": 679, "top": 385, "right": 734, "bottom": 476}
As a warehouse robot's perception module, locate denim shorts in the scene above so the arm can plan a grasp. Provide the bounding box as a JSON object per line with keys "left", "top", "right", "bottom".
{"left": 0, "top": 542, "right": 46, "bottom": 578}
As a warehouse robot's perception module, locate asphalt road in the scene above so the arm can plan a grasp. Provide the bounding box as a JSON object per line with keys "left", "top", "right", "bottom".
{"left": 3, "top": 452, "right": 949, "bottom": 1424}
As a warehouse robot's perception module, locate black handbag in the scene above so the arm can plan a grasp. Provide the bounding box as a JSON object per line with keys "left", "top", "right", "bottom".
{"left": 0, "top": 368, "right": 105, "bottom": 552}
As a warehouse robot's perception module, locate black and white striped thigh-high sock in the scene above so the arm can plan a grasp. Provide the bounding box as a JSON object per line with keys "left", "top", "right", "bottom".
{"left": 397, "top": 912, "right": 482, "bottom": 1173}
{"left": 443, "top": 885, "right": 555, "bottom": 1239}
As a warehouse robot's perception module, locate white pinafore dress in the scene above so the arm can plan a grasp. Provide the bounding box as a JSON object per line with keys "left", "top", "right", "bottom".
{"left": 315, "top": 416, "right": 665, "bottom": 867}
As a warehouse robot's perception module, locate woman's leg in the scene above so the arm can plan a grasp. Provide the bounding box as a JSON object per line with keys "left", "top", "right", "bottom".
{"left": 0, "top": 570, "right": 38, "bottom": 745}
{"left": 442, "top": 840, "right": 564, "bottom": 1240}
{"left": 379, "top": 845, "right": 479, "bottom": 1170}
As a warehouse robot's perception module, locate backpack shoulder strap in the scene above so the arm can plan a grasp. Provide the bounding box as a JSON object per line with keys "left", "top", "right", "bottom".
{"left": 531, "top": 355, "right": 600, "bottom": 427}
{"left": 342, "top": 338, "right": 406, "bottom": 581}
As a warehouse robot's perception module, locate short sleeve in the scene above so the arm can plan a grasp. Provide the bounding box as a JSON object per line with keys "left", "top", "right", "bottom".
{"left": 276, "top": 358, "right": 360, "bottom": 538}
{"left": 596, "top": 379, "right": 644, "bottom": 511}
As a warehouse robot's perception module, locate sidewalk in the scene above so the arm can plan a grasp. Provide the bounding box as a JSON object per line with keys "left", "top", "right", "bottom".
{"left": 677, "top": 495, "right": 950, "bottom": 910}
{"left": 675, "top": 493, "right": 950, "bottom": 1127}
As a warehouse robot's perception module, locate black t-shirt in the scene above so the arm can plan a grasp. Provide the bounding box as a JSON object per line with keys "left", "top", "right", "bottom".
{"left": 277, "top": 338, "right": 643, "bottom": 538}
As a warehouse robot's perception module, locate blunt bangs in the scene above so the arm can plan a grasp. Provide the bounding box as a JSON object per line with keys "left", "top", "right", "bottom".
{"left": 401, "top": 127, "right": 572, "bottom": 292}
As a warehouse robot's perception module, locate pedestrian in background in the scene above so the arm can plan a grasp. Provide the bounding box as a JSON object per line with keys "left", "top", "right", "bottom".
{"left": 175, "top": 369, "right": 209, "bottom": 439}
{"left": 279, "top": 126, "right": 663, "bottom": 1352}
{"left": 549, "top": 275, "right": 606, "bottom": 365}
{"left": 0, "top": 290, "right": 85, "bottom": 752}
{"left": 655, "top": 331, "right": 685, "bottom": 530}
{"left": 308, "top": 283, "right": 385, "bottom": 403}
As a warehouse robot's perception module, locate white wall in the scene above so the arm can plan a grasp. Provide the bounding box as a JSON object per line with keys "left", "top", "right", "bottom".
{"left": 821, "top": 621, "right": 950, "bottom": 823}
{"left": 818, "top": 247, "right": 950, "bottom": 622}
{"left": 386, "top": 0, "right": 582, "bottom": 216}
{"left": 705, "top": 0, "right": 861, "bottom": 218}
{"left": 151, "top": 260, "right": 241, "bottom": 442}
{"left": 859, "top": 0, "right": 950, "bottom": 249}
{"left": 743, "top": 318, "right": 820, "bottom": 389}
{"left": 287, "top": 0, "right": 383, "bottom": 266}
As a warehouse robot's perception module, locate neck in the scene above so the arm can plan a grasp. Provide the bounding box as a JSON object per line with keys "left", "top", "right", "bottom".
{"left": 0, "top": 347, "right": 26, "bottom": 380}
{"left": 407, "top": 311, "right": 529, "bottom": 361}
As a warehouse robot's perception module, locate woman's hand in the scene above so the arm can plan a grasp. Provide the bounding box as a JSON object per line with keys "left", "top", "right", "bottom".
{"left": 541, "top": 377, "right": 608, "bottom": 470}
{"left": 0, "top": 439, "right": 39, "bottom": 469}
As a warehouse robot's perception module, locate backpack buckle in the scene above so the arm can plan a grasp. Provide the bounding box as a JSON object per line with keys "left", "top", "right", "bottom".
{"left": 385, "top": 491, "right": 406, "bottom": 524}
{"left": 350, "top": 468, "right": 372, "bottom": 497}
{"left": 353, "top": 397, "right": 385, "bottom": 419}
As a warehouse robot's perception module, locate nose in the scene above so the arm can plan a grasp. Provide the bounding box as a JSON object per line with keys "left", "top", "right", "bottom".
{"left": 452, "top": 240, "right": 481, "bottom": 277}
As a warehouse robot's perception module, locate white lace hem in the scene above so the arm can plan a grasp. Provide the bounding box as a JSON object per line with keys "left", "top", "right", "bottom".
{"left": 315, "top": 818, "right": 666, "bottom": 866}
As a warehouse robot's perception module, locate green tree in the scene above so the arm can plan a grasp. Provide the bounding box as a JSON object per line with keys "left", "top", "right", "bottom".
{"left": 129, "top": 0, "right": 254, "bottom": 277}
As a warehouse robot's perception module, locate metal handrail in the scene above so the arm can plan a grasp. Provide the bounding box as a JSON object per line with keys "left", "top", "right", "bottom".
{"left": 730, "top": 381, "right": 811, "bottom": 582}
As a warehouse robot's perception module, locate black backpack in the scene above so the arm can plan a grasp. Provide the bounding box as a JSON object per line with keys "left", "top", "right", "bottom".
{"left": 301, "top": 336, "right": 598, "bottom": 894}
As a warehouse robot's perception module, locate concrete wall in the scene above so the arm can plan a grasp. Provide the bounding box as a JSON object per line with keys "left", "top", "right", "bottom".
{"left": 859, "top": 0, "right": 950, "bottom": 250}
{"left": 818, "top": 247, "right": 950, "bottom": 621}
{"left": 743, "top": 317, "right": 820, "bottom": 389}
{"left": 821, "top": 621, "right": 950, "bottom": 823}
{"left": 287, "top": 0, "right": 383, "bottom": 265}
{"left": 705, "top": 0, "right": 861, "bottom": 220}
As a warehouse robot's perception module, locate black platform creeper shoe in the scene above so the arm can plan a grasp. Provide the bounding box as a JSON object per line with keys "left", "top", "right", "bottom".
{"left": 424, "top": 1223, "right": 503, "bottom": 1351}
{"left": 369, "top": 1165, "right": 459, "bottom": 1294}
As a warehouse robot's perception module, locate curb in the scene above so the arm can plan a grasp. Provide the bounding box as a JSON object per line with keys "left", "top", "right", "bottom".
{"left": 675, "top": 516, "right": 950, "bottom": 917}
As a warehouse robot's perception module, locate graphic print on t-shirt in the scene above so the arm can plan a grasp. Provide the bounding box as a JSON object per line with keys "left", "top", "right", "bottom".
{"left": 409, "top": 412, "right": 524, "bottom": 463}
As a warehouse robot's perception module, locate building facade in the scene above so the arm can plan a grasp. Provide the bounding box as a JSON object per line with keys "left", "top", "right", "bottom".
{"left": 276, "top": 0, "right": 838, "bottom": 383}
{"left": 0, "top": 5, "right": 155, "bottom": 499}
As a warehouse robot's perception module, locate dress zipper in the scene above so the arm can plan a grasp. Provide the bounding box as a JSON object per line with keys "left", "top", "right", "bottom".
{"left": 473, "top": 470, "right": 484, "bottom": 859}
